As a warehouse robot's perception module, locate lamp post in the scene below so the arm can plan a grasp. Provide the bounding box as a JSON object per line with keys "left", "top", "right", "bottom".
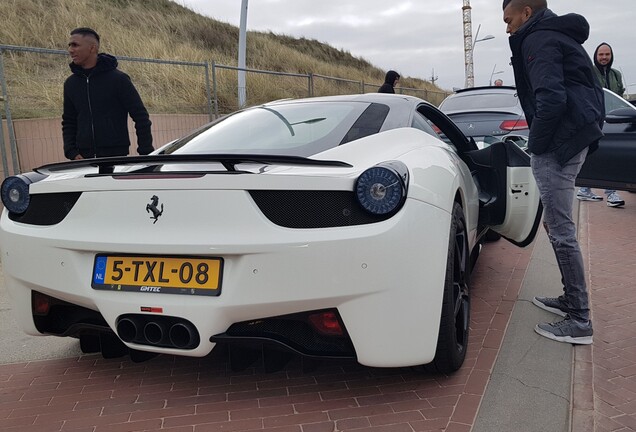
{"left": 238, "top": 0, "right": 248, "bottom": 108}
{"left": 473, "top": 25, "right": 495, "bottom": 49}
{"left": 463, "top": 19, "right": 495, "bottom": 88}
{"left": 471, "top": 27, "right": 494, "bottom": 88}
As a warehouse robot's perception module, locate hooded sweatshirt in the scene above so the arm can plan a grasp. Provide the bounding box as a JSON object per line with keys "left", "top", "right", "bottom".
{"left": 378, "top": 70, "right": 400, "bottom": 93}
{"left": 593, "top": 43, "right": 625, "bottom": 96}
{"left": 508, "top": 8, "right": 604, "bottom": 165}
{"left": 62, "top": 53, "right": 153, "bottom": 159}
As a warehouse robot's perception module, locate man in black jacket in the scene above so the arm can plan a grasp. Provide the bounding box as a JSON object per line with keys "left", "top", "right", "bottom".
{"left": 502, "top": 0, "right": 604, "bottom": 344}
{"left": 62, "top": 27, "right": 153, "bottom": 160}
{"left": 377, "top": 70, "right": 400, "bottom": 94}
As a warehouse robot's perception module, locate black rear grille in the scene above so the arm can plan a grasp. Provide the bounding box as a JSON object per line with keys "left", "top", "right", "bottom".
{"left": 32, "top": 291, "right": 109, "bottom": 336}
{"left": 249, "top": 190, "right": 388, "bottom": 228}
{"left": 226, "top": 316, "right": 355, "bottom": 357}
{"left": 9, "top": 192, "right": 81, "bottom": 225}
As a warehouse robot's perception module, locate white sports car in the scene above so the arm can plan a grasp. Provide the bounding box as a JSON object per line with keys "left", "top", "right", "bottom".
{"left": 0, "top": 94, "right": 543, "bottom": 374}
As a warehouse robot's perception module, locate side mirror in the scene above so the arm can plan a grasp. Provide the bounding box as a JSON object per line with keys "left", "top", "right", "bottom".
{"left": 605, "top": 107, "right": 636, "bottom": 124}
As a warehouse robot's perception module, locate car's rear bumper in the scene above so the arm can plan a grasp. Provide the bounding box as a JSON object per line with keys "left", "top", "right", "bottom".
{"left": 1, "top": 197, "right": 452, "bottom": 367}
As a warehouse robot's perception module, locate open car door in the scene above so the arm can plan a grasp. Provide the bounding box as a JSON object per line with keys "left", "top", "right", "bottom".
{"left": 464, "top": 141, "right": 542, "bottom": 246}
{"left": 415, "top": 102, "right": 543, "bottom": 248}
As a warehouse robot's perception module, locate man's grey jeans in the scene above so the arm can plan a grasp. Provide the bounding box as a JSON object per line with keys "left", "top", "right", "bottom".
{"left": 531, "top": 147, "right": 590, "bottom": 322}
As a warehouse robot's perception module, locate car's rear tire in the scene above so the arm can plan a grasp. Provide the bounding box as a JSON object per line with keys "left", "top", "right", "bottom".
{"left": 425, "top": 202, "right": 470, "bottom": 374}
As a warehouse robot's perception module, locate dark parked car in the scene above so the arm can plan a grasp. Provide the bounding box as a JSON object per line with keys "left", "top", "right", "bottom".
{"left": 439, "top": 86, "right": 636, "bottom": 192}
{"left": 438, "top": 86, "right": 528, "bottom": 145}
{"left": 578, "top": 89, "right": 636, "bottom": 192}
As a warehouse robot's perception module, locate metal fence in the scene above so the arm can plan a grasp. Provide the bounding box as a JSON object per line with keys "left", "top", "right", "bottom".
{"left": 0, "top": 44, "right": 451, "bottom": 178}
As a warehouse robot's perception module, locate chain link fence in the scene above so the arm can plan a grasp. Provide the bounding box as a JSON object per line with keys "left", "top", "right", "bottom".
{"left": 0, "top": 44, "right": 451, "bottom": 179}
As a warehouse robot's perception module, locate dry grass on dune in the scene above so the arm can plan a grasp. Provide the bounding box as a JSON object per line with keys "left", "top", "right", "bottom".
{"left": 0, "top": 0, "right": 446, "bottom": 119}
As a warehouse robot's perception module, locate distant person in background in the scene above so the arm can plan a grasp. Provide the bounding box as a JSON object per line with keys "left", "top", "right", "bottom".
{"left": 62, "top": 27, "right": 153, "bottom": 160}
{"left": 378, "top": 70, "right": 400, "bottom": 93}
{"left": 576, "top": 42, "right": 625, "bottom": 207}
{"left": 494, "top": 78, "right": 504, "bottom": 86}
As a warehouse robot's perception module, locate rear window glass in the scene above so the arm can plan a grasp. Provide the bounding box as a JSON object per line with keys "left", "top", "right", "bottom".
{"left": 440, "top": 93, "right": 519, "bottom": 111}
{"left": 164, "top": 101, "right": 388, "bottom": 157}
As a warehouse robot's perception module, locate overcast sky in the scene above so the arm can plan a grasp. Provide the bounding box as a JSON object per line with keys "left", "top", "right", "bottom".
{"left": 174, "top": 0, "right": 636, "bottom": 94}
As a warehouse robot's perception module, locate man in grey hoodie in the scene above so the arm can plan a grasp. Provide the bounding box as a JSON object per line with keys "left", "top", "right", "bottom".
{"left": 576, "top": 42, "right": 626, "bottom": 207}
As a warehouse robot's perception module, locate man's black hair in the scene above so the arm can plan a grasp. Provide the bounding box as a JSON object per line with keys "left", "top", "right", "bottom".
{"left": 70, "top": 27, "right": 100, "bottom": 42}
{"left": 502, "top": 0, "right": 547, "bottom": 10}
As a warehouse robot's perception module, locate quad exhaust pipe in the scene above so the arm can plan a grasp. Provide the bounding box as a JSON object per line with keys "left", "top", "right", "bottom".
{"left": 116, "top": 315, "right": 199, "bottom": 349}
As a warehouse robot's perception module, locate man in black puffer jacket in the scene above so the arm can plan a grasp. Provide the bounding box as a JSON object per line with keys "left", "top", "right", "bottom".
{"left": 502, "top": 0, "right": 604, "bottom": 345}
{"left": 62, "top": 27, "right": 153, "bottom": 160}
{"left": 377, "top": 70, "right": 400, "bottom": 94}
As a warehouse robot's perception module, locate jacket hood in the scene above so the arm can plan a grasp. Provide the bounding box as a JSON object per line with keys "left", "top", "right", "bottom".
{"left": 516, "top": 8, "right": 590, "bottom": 45}
{"left": 593, "top": 42, "right": 614, "bottom": 71}
{"left": 384, "top": 70, "right": 400, "bottom": 85}
{"left": 69, "top": 53, "right": 118, "bottom": 75}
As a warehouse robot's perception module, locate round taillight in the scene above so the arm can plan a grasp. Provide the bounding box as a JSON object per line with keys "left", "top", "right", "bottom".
{"left": 355, "top": 164, "right": 407, "bottom": 216}
{"left": 1, "top": 175, "right": 31, "bottom": 214}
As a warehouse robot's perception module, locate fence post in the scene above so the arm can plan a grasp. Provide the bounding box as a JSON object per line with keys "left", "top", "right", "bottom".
{"left": 308, "top": 73, "right": 313, "bottom": 97}
{"left": 0, "top": 49, "right": 6, "bottom": 179}
{"left": 0, "top": 50, "right": 19, "bottom": 175}
{"left": 211, "top": 61, "right": 219, "bottom": 118}
{"left": 204, "top": 62, "right": 213, "bottom": 122}
{"left": 0, "top": 92, "right": 7, "bottom": 180}
{"left": 359, "top": 80, "right": 364, "bottom": 94}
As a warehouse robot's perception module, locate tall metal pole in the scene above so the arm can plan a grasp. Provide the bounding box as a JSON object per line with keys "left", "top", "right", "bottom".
{"left": 238, "top": 0, "right": 248, "bottom": 108}
{"left": 463, "top": 0, "right": 474, "bottom": 88}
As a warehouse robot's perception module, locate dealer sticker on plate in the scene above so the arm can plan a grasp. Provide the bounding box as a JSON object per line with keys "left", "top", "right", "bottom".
{"left": 92, "top": 254, "right": 223, "bottom": 296}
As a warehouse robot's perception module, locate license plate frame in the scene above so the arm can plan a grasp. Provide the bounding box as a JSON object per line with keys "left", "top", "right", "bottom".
{"left": 91, "top": 254, "right": 223, "bottom": 296}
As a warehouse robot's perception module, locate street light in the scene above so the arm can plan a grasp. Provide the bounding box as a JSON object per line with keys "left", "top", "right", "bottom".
{"left": 465, "top": 23, "right": 495, "bottom": 88}
{"left": 490, "top": 64, "right": 504, "bottom": 86}
{"left": 472, "top": 24, "right": 495, "bottom": 49}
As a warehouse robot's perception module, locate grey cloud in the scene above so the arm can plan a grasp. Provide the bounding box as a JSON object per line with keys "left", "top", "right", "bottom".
{"left": 176, "top": 0, "right": 636, "bottom": 92}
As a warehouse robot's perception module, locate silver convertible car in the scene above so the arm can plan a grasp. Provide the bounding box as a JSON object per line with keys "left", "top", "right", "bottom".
{"left": 0, "top": 93, "right": 552, "bottom": 374}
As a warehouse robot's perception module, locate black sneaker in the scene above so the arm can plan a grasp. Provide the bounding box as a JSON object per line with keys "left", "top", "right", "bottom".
{"left": 532, "top": 296, "right": 568, "bottom": 317}
{"left": 535, "top": 317, "right": 593, "bottom": 345}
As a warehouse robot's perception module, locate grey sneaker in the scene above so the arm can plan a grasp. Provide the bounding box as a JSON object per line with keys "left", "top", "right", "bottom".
{"left": 532, "top": 296, "right": 568, "bottom": 317}
{"left": 576, "top": 188, "right": 603, "bottom": 201}
{"left": 535, "top": 317, "right": 593, "bottom": 344}
{"left": 606, "top": 192, "right": 625, "bottom": 207}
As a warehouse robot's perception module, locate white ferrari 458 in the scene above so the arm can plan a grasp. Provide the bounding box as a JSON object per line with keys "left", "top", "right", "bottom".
{"left": 0, "top": 93, "right": 542, "bottom": 373}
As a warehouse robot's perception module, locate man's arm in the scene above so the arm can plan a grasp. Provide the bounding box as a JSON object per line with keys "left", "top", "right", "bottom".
{"left": 119, "top": 74, "right": 154, "bottom": 155}
{"left": 614, "top": 69, "right": 626, "bottom": 97}
{"left": 61, "top": 81, "right": 80, "bottom": 160}
{"left": 522, "top": 35, "right": 567, "bottom": 155}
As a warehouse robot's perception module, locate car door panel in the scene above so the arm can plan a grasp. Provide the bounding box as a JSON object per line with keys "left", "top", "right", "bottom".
{"left": 465, "top": 141, "right": 542, "bottom": 247}
{"left": 577, "top": 122, "right": 636, "bottom": 192}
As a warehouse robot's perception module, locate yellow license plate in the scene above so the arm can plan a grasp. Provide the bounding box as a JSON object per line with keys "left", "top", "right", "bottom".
{"left": 92, "top": 255, "right": 223, "bottom": 296}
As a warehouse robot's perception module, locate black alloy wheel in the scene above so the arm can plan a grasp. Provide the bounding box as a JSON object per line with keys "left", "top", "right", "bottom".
{"left": 425, "top": 202, "right": 471, "bottom": 374}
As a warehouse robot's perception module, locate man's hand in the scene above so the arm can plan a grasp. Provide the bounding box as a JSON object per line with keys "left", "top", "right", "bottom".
{"left": 73, "top": 154, "right": 84, "bottom": 160}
